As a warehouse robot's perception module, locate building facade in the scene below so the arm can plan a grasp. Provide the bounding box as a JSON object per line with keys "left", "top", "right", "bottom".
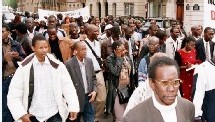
{"left": 183, "top": 0, "right": 204, "bottom": 33}
{"left": 17, "top": 0, "right": 85, "bottom": 12}
{"left": 85, "top": 0, "right": 147, "bottom": 19}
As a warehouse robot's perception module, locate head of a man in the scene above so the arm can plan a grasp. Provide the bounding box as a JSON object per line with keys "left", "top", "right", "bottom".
{"left": 156, "top": 30, "right": 167, "bottom": 44}
{"left": 170, "top": 28, "right": 180, "bottom": 39}
{"left": 125, "top": 27, "right": 134, "bottom": 40}
{"left": 15, "top": 22, "right": 28, "bottom": 37}
{"left": 73, "top": 41, "right": 87, "bottom": 60}
{"left": 111, "top": 26, "right": 120, "bottom": 41}
{"left": 147, "top": 36, "right": 159, "bottom": 54}
{"left": 105, "top": 24, "right": 113, "bottom": 37}
{"left": 148, "top": 56, "right": 180, "bottom": 105}
{"left": 26, "top": 18, "right": 34, "bottom": 31}
{"left": 204, "top": 27, "right": 214, "bottom": 42}
{"left": 47, "top": 25, "right": 58, "bottom": 41}
{"left": 135, "top": 20, "right": 142, "bottom": 29}
{"left": 86, "top": 24, "right": 99, "bottom": 41}
{"left": 149, "top": 25, "right": 159, "bottom": 36}
{"left": 171, "top": 21, "right": 177, "bottom": 28}
{"left": 150, "top": 19, "right": 156, "bottom": 26}
{"left": 47, "top": 15, "right": 57, "bottom": 26}
{"left": 31, "top": 34, "right": 49, "bottom": 62}
{"left": 2, "top": 24, "right": 10, "bottom": 42}
{"left": 69, "top": 22, "right": 79, "bottom": 38}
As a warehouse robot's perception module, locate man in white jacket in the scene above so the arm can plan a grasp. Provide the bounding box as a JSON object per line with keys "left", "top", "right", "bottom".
{"left": 7, "top": 34, "right": 80, "bottom": 122}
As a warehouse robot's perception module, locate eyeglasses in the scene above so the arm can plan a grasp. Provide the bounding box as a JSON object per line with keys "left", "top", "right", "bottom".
{"left": 147, "top": 43, "right": 158, "bottom": 47}
{"left": 153, "top": 79, "right": 182, "bottom": 88}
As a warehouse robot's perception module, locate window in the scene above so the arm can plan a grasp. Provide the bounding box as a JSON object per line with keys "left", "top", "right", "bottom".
{"left": 124, "top": 3, "right": 134, "bottom": 16}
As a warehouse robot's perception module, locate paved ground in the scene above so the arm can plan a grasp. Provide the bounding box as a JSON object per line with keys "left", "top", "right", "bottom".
{"left": 100, "top": 114, "right": 113, "bottom": 122}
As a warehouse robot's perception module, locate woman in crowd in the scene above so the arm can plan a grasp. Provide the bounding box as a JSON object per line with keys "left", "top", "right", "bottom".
{"left": 175, "top": 36, "right": 201, "bottom": 101}
{"left": 106, "top": 41, "right": 134, "bottom": 122}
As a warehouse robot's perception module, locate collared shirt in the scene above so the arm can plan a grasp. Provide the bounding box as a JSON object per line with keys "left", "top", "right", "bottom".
{"left": 152, "top": 92, "right": 177, "bottom": 122}
{"left": 27, "top": 29, "right": 35, "bottom": 41}
{"left": 165, "top": 36, "right": 182, "bottom": 59}
{"left": 77, "top": 57, "right": 88, "bottom": 94}
{"left": 29, "top": 56, "right": 58, "bottom": 122}
{"left": 85, "top": 38, "right": 101, "bottom": 71}
{"left": 203, "top": 39, "right": 211, "bottom": 61}
{"left": 2, "top": 40, "right": 16, "bottom": 76}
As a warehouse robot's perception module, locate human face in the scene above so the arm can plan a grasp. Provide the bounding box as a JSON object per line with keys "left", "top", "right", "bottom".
{"left": 89, "top": 26, "right": 99, "bottom": 40}
{"left": 171, "top": 29, "right": 180, "bottom": 38}
{"left": 32, "top": 40, "right": 49, "bottom": 62}
{"left": 204, "top": 29, "right": 214, "bottom": 41}
{"left": 26, "top": 19, "right": 34, "bottom": 29}
{"left": 80, "top": 26, "right": 85, "bottom": 34}
{"left": 76, "top": 42, "right": 87, "bottom": 59}
{"left": 47, "top": 28, "right": 57, "bottom": 41}
{"left": 185, "top": 41, "right": 195, "bottom": 51}
{"left": 150, "top": 27, "right": 159, "bottom": 36}
{"left": 114, "top": 44, "right": 125, "bottom": 57}
{"left": 150, "top": 65, "right": 179, "bottom": 105}
{"left": 95, "top": 18, "right": 100, "bottom": 26}
{"left": 48, "top": 17, "right": 57, "bottom": 26}
{"left": 148, "top": 40, "right": 159, "bottom": 54}
{"left": 2, "top": 27, "right": 9, "bottom": 41}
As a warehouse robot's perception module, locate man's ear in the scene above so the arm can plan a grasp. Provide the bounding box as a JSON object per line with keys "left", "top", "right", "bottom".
{"left": 149, "top": 78, "right": 155, "bottom": 90}
{"left": 31, "top": 46, "right": 35, "bottom": 52}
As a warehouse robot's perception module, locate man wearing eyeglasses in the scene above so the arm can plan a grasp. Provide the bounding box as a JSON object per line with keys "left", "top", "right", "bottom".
{"left": 123, "top": 56, "right": 195, "bottom": 122}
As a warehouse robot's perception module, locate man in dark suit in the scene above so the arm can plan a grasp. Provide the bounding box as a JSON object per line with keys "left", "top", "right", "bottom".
{"left": 123, "top": 56, "right": 195, "bottom": 122}
{"left": 65, "top": 41, "right": 97, "bottom": 122}
{"left": 195, "top": 27, "right": 214, "bottom": 62}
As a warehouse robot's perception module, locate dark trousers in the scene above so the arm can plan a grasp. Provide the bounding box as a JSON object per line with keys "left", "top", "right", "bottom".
{"left": 30, "top": 112, "right": 62, "bottom": 122}
{"left": 67, "top": 94, "right": 95, "bottom": 122}
{"left": 2, "top": 76, "right": 14, "bottom": 122}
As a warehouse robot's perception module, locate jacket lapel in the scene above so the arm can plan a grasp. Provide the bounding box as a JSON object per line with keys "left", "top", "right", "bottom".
{"left": 73, "top": 57, "right": 85, "bottom": 89}
{"left": 84, "top": 58, "right": 90, "bottom": 91}
{"left": 175, "top": 98, "right": 186, "bottom": 122}
{"left": 200, "top": 39, "right": 206, "bottom": 55}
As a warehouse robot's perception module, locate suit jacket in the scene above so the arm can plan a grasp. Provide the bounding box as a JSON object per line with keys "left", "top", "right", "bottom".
{"left": 195, "top": 38, "right": 214, "bottom": 62}
{"left": 65, "top": 56, "right": 97, "bottom": 112}
{"left": 101, "top": 37, "right": 113, "bottom": 60}
{"left": 123, "top": 97, "right": 195, "bottom": 122}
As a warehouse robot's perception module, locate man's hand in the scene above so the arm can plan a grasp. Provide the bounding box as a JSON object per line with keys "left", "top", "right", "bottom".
{"left": 20, "top": 114, "right": 33, "bottom": 122}
{"left": 88, "top": 91, "right": 97, "bottom": 102}
{"left": 11, "top": 51, "right": 19, "bottom": 59}
{"left": 69, "top": 112, "right": 78, "bottom": 121}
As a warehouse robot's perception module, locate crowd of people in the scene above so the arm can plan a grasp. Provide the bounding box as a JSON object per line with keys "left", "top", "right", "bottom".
{"left": 2, "top": 11, "right": 215, "bottom": 122}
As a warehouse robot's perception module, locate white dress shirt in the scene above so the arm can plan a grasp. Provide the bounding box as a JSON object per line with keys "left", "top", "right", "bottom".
{"left": 77, "top": 58, "right": 88, "bottom": 94}
{"left": 29, "top": 56, "right": 58, "bottom": 121}
{"left": 85, "top": 38, "right": 101, "bottom": 71}
{"left": 152, "top": 92, "right": 177, "bottom": 122}
{"left": 203, "top": 39, "right": 211, "bottom": 61}
{"left": 165, "top": 36, "right": 182, "bottom": 59}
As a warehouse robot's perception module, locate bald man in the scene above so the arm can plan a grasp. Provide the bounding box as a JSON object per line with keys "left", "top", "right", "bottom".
{"left": 191, "top": 25, "right": 202, "bottom": 41}
{"left": 84, "top": 24, "right": 107, "bottom": 122}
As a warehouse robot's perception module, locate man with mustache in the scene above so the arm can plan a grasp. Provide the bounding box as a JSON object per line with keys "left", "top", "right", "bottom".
{"left": 123, "top": 56, "right": 195, "bottom": 122}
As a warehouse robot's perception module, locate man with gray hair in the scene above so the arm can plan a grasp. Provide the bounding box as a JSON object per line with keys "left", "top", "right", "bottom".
{"left": 138, "top": 36, "right": 160, "bottom": 86}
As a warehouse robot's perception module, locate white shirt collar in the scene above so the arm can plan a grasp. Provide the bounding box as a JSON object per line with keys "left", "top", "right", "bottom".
{"left": 33, "top": 55, "right": 50, "bottom": 65}
{"left": 152, "top": 92, "right": 177, "bottom": 111}
{"left": 76, "top": 56, "right": 85, "bottom": 65}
